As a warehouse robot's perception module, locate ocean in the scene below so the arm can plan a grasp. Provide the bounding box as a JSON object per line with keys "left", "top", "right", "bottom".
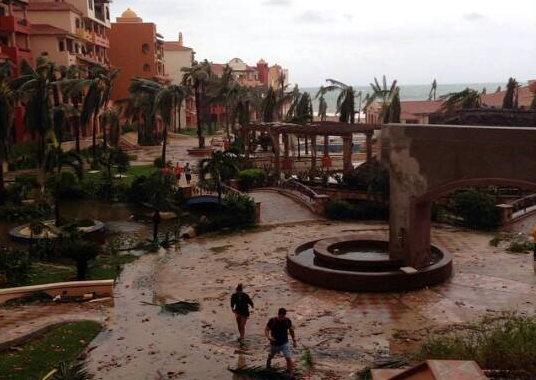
{"left": 302, "top": 83, "right": 506, "bottom": 115}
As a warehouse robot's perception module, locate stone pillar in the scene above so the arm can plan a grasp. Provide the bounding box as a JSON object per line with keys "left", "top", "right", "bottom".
{"left": 342, "top": 135, "right": 353, "bottom": 174}
{"left": 496, "top": 204, "right": 514, "bottom": 225}
{"left": 244, "top": 129, "right": 250, "bottom": 159}
{"left": 366, "top": 132, "right": 373, "bottom": 162}
{"left": 311, "top": 135, "right": 317, "bottom": 170}
{"left": 271, "top": 131, "right": 281, "bottom": 183}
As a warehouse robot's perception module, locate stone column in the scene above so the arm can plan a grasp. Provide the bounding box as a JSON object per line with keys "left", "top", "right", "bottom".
{"left": 271, "top": 131, "right": 281, "bottom": 183}
{"left": 342, "top": 135, "right": 353, "bottom": 174}
{"left": 244, "top": 129, "right": 250, "bottom": 159}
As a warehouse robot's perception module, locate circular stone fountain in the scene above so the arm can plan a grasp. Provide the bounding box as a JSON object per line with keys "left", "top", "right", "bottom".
{"left": 9, "top": 220, "right": 106, "bottom": 244}
{"left": 287, "top": 234, "right": 452, "bottom": 292}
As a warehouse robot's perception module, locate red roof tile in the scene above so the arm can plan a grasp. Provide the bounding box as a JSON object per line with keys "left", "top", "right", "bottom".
{"left": 210, "top": 63, "right": 225, "bottom": 76}
{"left": 163, "top": 41, "right": 193, "bottom": 51}
{"left": 401, "top": 100, "right": 443, "bottom": 115}
{"left": 27, "top": 1, "right": 83, "bottom": 14}
{"left": 481, "top": 86, "right": 534, "bottom": 108}
{"left": 30, "top": 23, "right": 70, "bottom": 35}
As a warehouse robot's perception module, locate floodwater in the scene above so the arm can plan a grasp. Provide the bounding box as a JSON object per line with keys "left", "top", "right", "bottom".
{"left": 86, "top": 222, "right": 536, "bottom": 380}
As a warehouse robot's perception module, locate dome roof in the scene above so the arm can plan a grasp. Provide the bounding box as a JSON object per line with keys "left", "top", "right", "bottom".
{"left": 121, "top": 8, "right": 138, "bottom": 18}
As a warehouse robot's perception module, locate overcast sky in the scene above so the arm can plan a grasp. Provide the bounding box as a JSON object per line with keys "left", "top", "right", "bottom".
{"left": 111, "top": 0, "right": 536, "bottom": 87}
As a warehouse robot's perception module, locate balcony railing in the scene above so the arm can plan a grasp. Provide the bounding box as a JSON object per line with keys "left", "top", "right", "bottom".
{"left": 0, "top": 16, "right": 31, "bottom": 35}
{"left": 75, "top": 28, "right": 92, "bottom": 42}
{"left": 92, "top": 33, "right": 109, "bottom": 48}
{"left": 0, "top": 45, "right": 33, "bottom": 65}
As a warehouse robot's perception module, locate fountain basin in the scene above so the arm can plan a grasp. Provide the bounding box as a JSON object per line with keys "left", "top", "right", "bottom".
{"left": 287, "top": 235, "right": 452, "bottom": 292}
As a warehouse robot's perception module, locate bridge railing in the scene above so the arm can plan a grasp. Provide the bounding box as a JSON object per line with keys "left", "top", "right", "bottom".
{"left": 281, "top": 179, "right": 329, "bottom": 215}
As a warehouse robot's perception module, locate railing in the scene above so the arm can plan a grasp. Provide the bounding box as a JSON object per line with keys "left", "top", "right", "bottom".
{"left": 0, "top": 15, "right": 31, "bottom": 34}
{"left": 190, "top": 183, "right": 243, "bottom": 198}
{"left": 510, "top": 194, "right": 536, "bottom": 217}
{"left": 280, "top": 179, "right": 329, "bottom": 214}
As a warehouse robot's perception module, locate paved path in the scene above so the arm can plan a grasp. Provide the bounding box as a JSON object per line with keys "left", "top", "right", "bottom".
{"left": 249, "top": 190, "right": 320, "bottom": 225}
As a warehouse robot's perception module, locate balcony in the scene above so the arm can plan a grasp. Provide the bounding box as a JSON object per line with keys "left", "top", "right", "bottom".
{"left": 75, "top": 28, "right": 92, "bottom": 42}
{"left": 92, "top": 33, "right": 109, "bottom": 48}
{"left": 0, "top": 45, "right": 33, "bottom": 68}
{"left": 0, "top": 16, "right": 31, "bottom": 35}
{"left": 76, "top": 52, "right": 109, "bottom": 68}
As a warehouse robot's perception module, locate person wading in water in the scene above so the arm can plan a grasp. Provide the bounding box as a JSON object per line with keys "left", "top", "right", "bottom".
{"left": 231, "top": 283, "right": 254, "bottom": 342}
{"left": 265, "top": 307, "right": 297, "bottom": 375}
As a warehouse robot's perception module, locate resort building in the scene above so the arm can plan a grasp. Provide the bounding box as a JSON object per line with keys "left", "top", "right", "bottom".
{"left": 210, "top": 57, "right": 289, "bottom": 89}
{"left": 109, "top": 8, "right": 167, "bottom": 102}
{"left": 0, "top": 0, "right": 32, "bottom": 73}
{"left": 14, "top": 0, "right": 110, "bottom": 69}
{"left": 366, "top": 100, "right": 443, "bottom": 124}
{"left": 163, "top": 32, "right": 195, "bottom": 128}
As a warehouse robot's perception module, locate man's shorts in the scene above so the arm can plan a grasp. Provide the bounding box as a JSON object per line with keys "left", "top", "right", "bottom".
{"left": 270, "top": 342, "right": 292, "bottom": 358}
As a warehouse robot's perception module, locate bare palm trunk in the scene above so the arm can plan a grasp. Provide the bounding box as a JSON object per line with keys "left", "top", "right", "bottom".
{"left": 0, "top": 152, "right": 4, "bottom": 193}
{"left": 92, "top": 112, "right": 98, "bottom": 165}
{"left": 195, "top": 85, "right": 204, "bottom": 148}
{"left": 178, "top": 106, "right": 182, "bottom": 132}
{"left": 161, "top": 123, "right": 168, "bottom": 163}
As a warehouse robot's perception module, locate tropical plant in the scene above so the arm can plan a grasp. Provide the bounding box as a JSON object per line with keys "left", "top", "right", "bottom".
{"left": 502, "top": 77, "right": 519, "bottom": 109}
{"left": 182, "top": 60, "right": 213, "bottom": 148}
{"left": 62, "top": 65, "right": 84, "bottom": 153}
{"left": 319, "top": 79, "right": 356, "bottom": 123}
{"left": 209, "top": 65, "right": 239, "bottom": 137}
{"left": 11, "top": 57, "right": 60, "bottom": 190}
{"left": 45, "top": 146, "right": 84, "bottom": 226}
{"left": 317, "top": 86, "right": 328, "bottom": 121}
{"left": 101, "top": 107, "right": 121, "bottom": 147}
{"left": 261, "top": 86, "right": 278, "bottom": 122}
{"left": 62, "top": 236, "right": 100, "bottom": 281}
{"left": 0, "top": 62, "right": 15, "bottom": 192}
{"left": 198, "top": 151, "right": 238, "bottom": 201}
{"left": 440, "top": 88, "right": 481, "bottom": 113}
{"left": 370, "top": 75, "right": 398, "bottom": 123}
{"left": 51, "top": 361, "right": 93, "bottom": 380}
{"left": 428, "top": 79, "right": 437, "bottom": 101}
{"left": 140, "top": 171, "right": 177, "bottom": 242}
{"left": 388, "top": 87, "right": 401, "bottom": 123}
{"left": 286, "top": 91, "right": 313, "bottom": 124}
{"left": 80, "top": 66, "right": 120, "bottom": 164}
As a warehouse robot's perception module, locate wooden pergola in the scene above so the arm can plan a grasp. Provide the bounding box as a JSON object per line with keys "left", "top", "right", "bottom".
{"left": 242, "top": 121, "right": 381, "bottom": 179}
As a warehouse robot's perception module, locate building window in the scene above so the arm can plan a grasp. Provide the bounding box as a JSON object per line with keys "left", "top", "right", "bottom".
{"left": 58, "top": 40, "right": 65, "bottom": 52}
{"left": 143, "top": 64, "right": 150, "bottom": 72}
{"left": 88, "top": 0, "right": 93, "bottom": 10}
{"left": 75, "top": 18, "right": 80, "bottom": 28}
{"left": 106, "top": 6, "right": 110, "bottom": 20}
{"left": 141, "top": 43, "right": 150, "bottom": 54}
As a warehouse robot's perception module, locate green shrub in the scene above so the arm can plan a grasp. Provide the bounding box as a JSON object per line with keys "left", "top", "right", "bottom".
{"left": 238, "top": 169, "right": 266, "bottom": 190}
{"left": 489, "top": 236, "right": 501, "bottom": 247}
{"left": 451, "top": 188, "right": 501, "bottom": 230}
{"left": 111, "top": 147, "right": 130, "bottom": 173}
{"left": 15, "top": 174, "right": 39, "bottom": 191}
{"left": 0, "top": 202, "right": 53, "bottom": 222}
{"left": 48, "top": 172, "right": 85, "bottom": 199}
{"left": 0, "top": 247, "right": 31, "bottom": 286}
{"left": 8, "top": 141, "right": 38, "bottom": 170}
{"left": 325, "top": 200, "right": 388, "bottom": 220}
{"left": 418, "top": 315, "right": 536, "bottom": 379}
{"left": 61, "top": 238, "right": 100, "bottom": 280}
{"left": 508, "top": 241, "right": 534, "bottom": 253}
{"left": 343, "top": 157, "right": 389, "bottom": 199}
{"left": 153, "top": 157, "right": 165, "bottom": 168}
{"left": 222, "top": 192, "right": 257, "bottom": 228}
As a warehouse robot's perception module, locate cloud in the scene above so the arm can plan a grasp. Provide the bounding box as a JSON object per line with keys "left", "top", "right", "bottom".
{"left": 295, "top": 11, "right": 332, "bottom": 23}
{"left": 464, "top": 12, "right": 486, "bottom": 21}
{"left": 262, "top": 0, "right": 291, "bottom": 6}
{"left": 343, "top": 13, "right": 355, "bottom": 22}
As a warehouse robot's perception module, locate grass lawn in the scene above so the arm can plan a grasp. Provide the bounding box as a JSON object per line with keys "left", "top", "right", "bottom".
{"left": 25, "top": 254, "right": 138, "bottom": 286}
{"left": 84, "top": 165, "right": 155, "bottom": 186}
{"left": 178, "top": 126, "right": 222, "bottom": 137}
{"left": 0, "top": 321, "right": 101, "bottom": 380}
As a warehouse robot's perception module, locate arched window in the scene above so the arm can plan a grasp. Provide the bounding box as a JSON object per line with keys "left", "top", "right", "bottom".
{"left": 143, "top": 64, "right": 150, "bottom": 72}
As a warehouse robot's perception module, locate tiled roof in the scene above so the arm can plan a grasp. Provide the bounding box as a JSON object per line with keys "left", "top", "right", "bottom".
{"left": 27, "top": 1, "right": 83, "bottom": 15}
{"left": 30, "top": 24, "right": 70, "bottom": 36}
{"left": 163, "top": 41, "right": 192, "bottom": 51}
{"left": 210, "top": 63, "right": 225, "bottom": 76}
{"left": 481, "top": 86, "right": 534, "bottom": 108}
{"left": 401, "top": 100, "right": 443, "bottom": 115}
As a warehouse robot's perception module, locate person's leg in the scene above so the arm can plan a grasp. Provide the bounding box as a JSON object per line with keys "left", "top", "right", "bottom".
{"left": 282, "top": 343, "right": 293, "bottom": 374}
{"left": 239, "top": 316, "right": 247, "bottom": 339}
{"left": 266, "top": 346, "right": 278, "bottom": 369}
{"left": 235, "top": 315, "right": 242, "bottom": 339}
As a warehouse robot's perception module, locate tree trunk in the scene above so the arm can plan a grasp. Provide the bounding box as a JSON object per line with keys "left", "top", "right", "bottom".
{"left": 161, "top": 123, "right": 168, "bottom": 163}
{"left": 38, "top": 135, "right": 46, "bottom": 192}
{"left": 195, "top": 85, "right": 204, "bottom": 148}
{"left": 178, "top": 106, "right": 182, "bottom": 132}
{"left": 0, "top": 153, "right": 4, "bottom": 193}
{"left": 153, "top": 210, "right": 160, "bottom": 242}
{"left": 55, "top": 196, "right": 61, "bottom": 227}
{"left": 92, "top": 113, "right": 98, "bottom": 165}
{"left": 76, "top": 260, "right": 88, "bottom": 281}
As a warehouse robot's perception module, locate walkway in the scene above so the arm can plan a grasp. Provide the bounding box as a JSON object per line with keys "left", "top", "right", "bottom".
{"left": 85, "top": 222, "right": 536, "bottom": 379}
{"left": 249, "top": 190, "right": 320, "bottom": 225}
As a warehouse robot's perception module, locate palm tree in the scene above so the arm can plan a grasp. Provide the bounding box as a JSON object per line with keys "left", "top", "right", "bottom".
{"left": 198, "top": 151, "right": 237, "bottom": 202}
{"left": 370, "top": 75, "right": 398, "bottom": 123}
{"left": 428, "top": 79, "right": 438, "bottom": 101}
{"left": 182, "top": 60, "right": 213, "bottom": 148}
{"left": 45, "top": 146, "right": 84, "bottom": 226}
{"left": 11, "top": 57, "right": 59, "bottom": 190}
{"left": 261, "top": 87, "right": 278, "bottom": 122}
{"left": 286, "top": 92, "right": 313, "bottom": 124}
{"left": 440, "top": 88, "right": 481, "bottom": 113}
{"left": 80, "top": 66, "right": 120, "bottom": 164}
{"left": 102, "top": 107, "right": 121, "bottom": 147}
{"left": 319, "top": 79, "right": 356, "bottom": 123}
{"left": 209, "top": 65, "right": 238, "bottom": 137}
{"left": 503, "top": 77, "right": 519, "bottom": 109}
{"left": 0, "top": 62, "right": 15, "bottom": 192}
{"left": 62, "top": 64, "right": 84, "bottom": 153}
{"left": 388, "top": 87, "right": 401, "bottom": 123}
{"left": 316, "top": 86, "right": 328, "bottom": 121}
{"left": 141, "top": 171, "right": 176, "bottom": 242}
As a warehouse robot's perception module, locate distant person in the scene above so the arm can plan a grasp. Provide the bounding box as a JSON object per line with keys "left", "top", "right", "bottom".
{"left": 184, "top": 163, "right": 192, "bottom": 185}
{"left": 174, "top": 162, "right": 182, "bottom": 183}
{"left": 265, "top": 308, "right": 297, "bottom": 375}
{"left": 162, "top": 163, "right": 171, "bottom": 176}
{"left": 230, "top": 283, "right": 254, "bottom": 342}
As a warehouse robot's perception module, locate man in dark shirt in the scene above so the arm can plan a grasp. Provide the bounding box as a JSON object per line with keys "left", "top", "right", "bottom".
{"left": 231, "top": 283, "right": 254, "bottom": 341}
{"left": 265, "top": 308, "right": 297, "bottom": 374}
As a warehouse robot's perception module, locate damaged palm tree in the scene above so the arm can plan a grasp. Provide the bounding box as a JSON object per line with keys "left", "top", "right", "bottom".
{"left": 142, "top": 300, "right": 200, "bottom": 315}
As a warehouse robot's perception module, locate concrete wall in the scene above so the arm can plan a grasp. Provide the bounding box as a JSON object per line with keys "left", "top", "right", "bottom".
{"left": 164, "top": 48, "right": 193, "bottom": 128}
{"left": 30, "top": 35, "right": 75, "bottom": 66}
{"left": 383, "top": 124, "right": 536, "bottom": 268}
